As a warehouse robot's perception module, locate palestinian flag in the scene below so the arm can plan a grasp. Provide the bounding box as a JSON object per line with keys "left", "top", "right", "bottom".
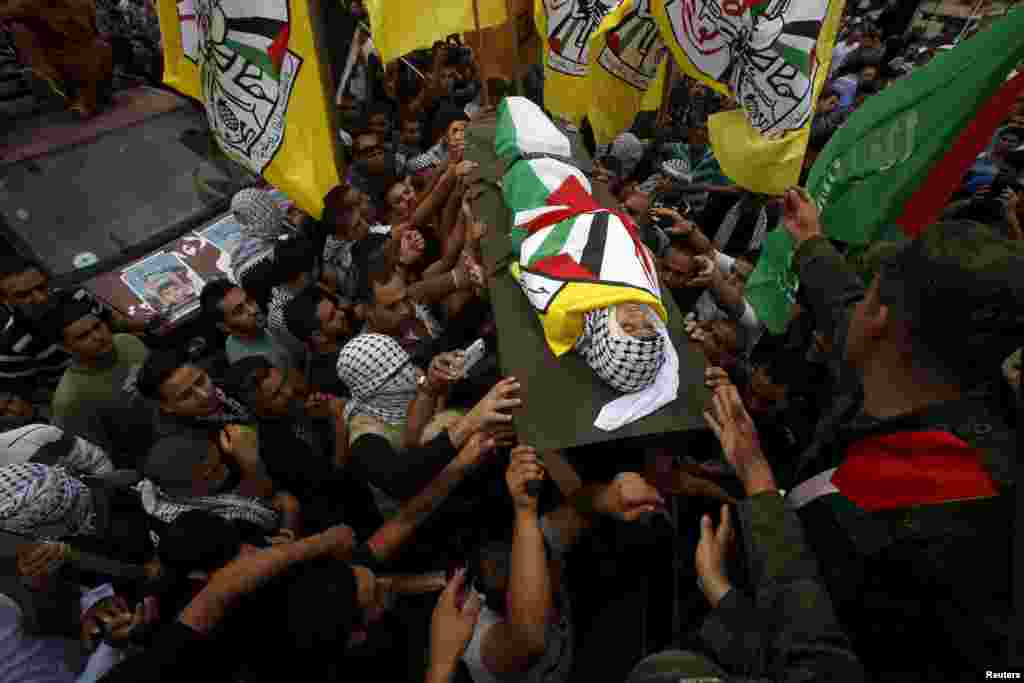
{"left": 497, "top": 97, "right": 667, "bottom": 356}
{"left": 747, "top": 9, "right": 1024, "bottom": 334}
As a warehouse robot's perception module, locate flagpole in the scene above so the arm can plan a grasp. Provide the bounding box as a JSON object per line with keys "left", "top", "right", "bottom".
{"left": 504, "top": 0, "right": 523, "bottom": 98}
{"left": 955, "top": 0, "right": 986, "bottom": 43}
{"left": 471, "top": 0, "right": 491, "bottom": 106}
{"left": 656, "top": 55, "right": 674, "bottom": 131}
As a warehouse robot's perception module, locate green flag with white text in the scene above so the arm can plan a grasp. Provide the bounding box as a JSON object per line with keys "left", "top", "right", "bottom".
{"left": 746, "top": 8, "right": 1024, "bottom": 334}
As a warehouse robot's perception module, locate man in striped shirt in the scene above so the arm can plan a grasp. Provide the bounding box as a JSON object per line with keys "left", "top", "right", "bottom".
{"left": 0, "top": 254, "right": 148, "bottom": 402}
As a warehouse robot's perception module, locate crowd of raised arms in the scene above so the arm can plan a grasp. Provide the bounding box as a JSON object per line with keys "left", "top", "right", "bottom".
{"left": 0, "top": 0, "right": 1020, "bottom": 681}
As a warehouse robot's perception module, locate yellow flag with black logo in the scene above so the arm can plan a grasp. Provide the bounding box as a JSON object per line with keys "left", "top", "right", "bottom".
{"left": 535, "top": 0, "right": 634, "bottom": 125}
{"left": 586, "top": 0, "right": 669, "bottom": 145}
{"left": 651, "top": 0, "right": 846, "bottom": 194}
{"left": 155, "top": 0, "right": 341, "bottom": 217}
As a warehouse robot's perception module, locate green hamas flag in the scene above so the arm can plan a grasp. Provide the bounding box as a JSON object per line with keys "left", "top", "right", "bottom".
{"left": 747, "top": 8, "right": 1024, "bottom": 334}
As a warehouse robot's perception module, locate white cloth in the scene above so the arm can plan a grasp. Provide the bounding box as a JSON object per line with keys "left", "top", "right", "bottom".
{"left": 461, "top": 518, "right": 573, "bottom": 683}
{"left": 785, "top": 467, "right": 839, "bottom": 510}
{"left": 594, "top": 315, "right": 679, "bottom": 432}
{"left": 0, "top": 424, "right": 112, "bottom": 473}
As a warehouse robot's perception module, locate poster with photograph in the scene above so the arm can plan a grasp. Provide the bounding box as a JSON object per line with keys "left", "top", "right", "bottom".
{"left": 121, "top": 252, "right": 206, "bottom": 322}
{"left": 198, "top": 214, "right": 244, "bottom": 254}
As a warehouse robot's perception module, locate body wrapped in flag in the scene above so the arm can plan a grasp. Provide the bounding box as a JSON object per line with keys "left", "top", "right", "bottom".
{"left": 496, "top": 97, "right": 674, "bottom": 395}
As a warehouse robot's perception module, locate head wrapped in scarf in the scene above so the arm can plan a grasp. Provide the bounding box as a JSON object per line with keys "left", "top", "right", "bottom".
{"left": 579, "top": 305, "right": 665, "bottom": 394}
{"left": 337, "top": 334, "right": 420, "bottom": 425}
{"left": 610, "top": 132, "right": 645, "bottom": 177}
{"left": 229, "top": 188, "right": 288, "bottom": 285}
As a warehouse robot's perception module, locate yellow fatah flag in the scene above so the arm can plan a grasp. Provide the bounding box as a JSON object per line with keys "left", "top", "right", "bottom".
{"left": 535, "top": 0, "right": 633, "bottom": 125}
{"left": 365, "top": 0, "right": 508, "bottom": 66}
{"left": 586, "top": 0, "right": 669, "bottom": 146}
{"left": 651, "top": 0, "right": 846, "bottom": 194}
{"left": 156, "top": 0, "right": 341, "bottom": 218}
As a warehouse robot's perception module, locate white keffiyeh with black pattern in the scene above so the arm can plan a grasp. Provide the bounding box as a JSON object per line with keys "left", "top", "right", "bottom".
{"left": 337, "top": 334, "right": 420, "bottom": 426}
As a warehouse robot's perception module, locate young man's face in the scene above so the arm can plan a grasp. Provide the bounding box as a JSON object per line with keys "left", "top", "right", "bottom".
{"left": 368, "top": 113, "right": 390, "bottom": 139}
{"left": 160, "top": 365, "right": 221, "bottom": 418}
{"left": 400, "top": 120, "right": 421, "bottom": 149}
{"left": 219, "top": 287, "right": 265, "bottom": 337}
{"left": 329, "top": 188, "right": 372, "bottom": 242}
{"left": 315, "top": 297, "right": 351, "bottom": 345}
{"left": 845, "top": 273, "right": 884, "bottom": 369}
{"left": 353, "top": 134, "right": 387, "bottom": 176}
{"left": 371, "top": 271, "right": 415, "bottom": 336}
{"left": 0, "top": 268, "right": 49, "bottom": 308}
{"left": 62, "top": 314, "right": 114, "bottom": 360}
{"left": 439, "top": 67, "right": 458, "bottom": 93}
{"left": 659, "top": 246, "right": 699, "bottom": 290}
{"left": 386, "top": 179, "right": 417, "bottom": 221}
{"left": 446, "top": 120, "right": 467, "bottom": 151}
{"left": 256, "top": 366, "right": 304, "bottom": 417}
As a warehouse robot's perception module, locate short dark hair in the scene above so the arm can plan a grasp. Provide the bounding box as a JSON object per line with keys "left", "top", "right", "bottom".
{"left": 222, "top": 355, "right": 274, "bottom": 409}
{"left": 31, "top": 291, "right": 94, "bottom": 346}
{"left": 136, "top": 349, "right": 188, "bottom": 400}
{"left": 0, "top": 252, "right": 43, "bottom": 282}
{"left": 200, "top": 279, "right": 235, "bottom": 326}
{"left": 273, "top": 234, "right": 318, "bottom": 283}
{"left": 284, "top": 286, "right": 323, "bottom": 343}
{"left": 364, "top": 246, "right": 396, "bottom": 303}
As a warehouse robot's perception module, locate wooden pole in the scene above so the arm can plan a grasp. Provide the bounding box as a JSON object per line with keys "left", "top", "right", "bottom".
{"left": 504, "top": 0, "right": 523, "bottom": 98}
{"left": 656, "top": 54, "right": 674, "bottom": 131}
{"left": 471, "top": 0, "right": 491, "bottom": 106}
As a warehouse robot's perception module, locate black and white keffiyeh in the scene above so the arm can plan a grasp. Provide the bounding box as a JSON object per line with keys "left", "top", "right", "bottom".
{"left": 337, "top": 334, "right": 420, "bottom": 426}
{"left": 578, "top": 306, "right": 665, "bottom": 394}
{"left": 136, "top": 479, "right": 280, "bottom": 532}
{"left": 229, "top": 188, "right": 289, "bottom": 285}
{"left": 0, "top": 463, "right": 97, "bottom": 537}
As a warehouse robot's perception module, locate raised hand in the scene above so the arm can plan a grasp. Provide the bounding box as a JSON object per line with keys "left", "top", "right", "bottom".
{"left": 507, "top": 445, "right": 545, "bottom": 512}
{"left": 428, "top": 351, "right": 466, "bottom": 393}
{"left": 429, "top": 568, "right": 482, "bottom": 671}
{"left": 695, "top": 505, "right": 735, "bottom": 607}
{"left": 703, "top": 384, "right": 777, "bottom": 496}
{"left": 781, "top": 187, "right": 823, "bottom": 247}
{"left": 450, "top": 377, "right": 522, "bottom": 447}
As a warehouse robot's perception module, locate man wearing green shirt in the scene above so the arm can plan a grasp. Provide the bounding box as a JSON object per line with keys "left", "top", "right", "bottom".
{"left": 200, "top": 280, "right": 296, "bottom": 371}
{"left": 42, "top": 293, "right": 149, "bottom": 460}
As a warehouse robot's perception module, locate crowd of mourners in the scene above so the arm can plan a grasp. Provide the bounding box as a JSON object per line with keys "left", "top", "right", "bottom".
{"left": 0, "top": 1, "right": 1021, "bottom": 681}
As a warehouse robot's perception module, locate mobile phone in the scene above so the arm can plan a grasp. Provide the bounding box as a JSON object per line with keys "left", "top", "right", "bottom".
{"left": 461, "top": 339, "right": 486, "bottom": 377}
{"left": 447, "top": 559, "right": 478, "bottom": 609}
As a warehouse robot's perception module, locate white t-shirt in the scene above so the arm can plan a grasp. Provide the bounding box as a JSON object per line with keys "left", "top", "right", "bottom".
{"left": 461, "top": 518, "right": 574, "bottom": 683}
